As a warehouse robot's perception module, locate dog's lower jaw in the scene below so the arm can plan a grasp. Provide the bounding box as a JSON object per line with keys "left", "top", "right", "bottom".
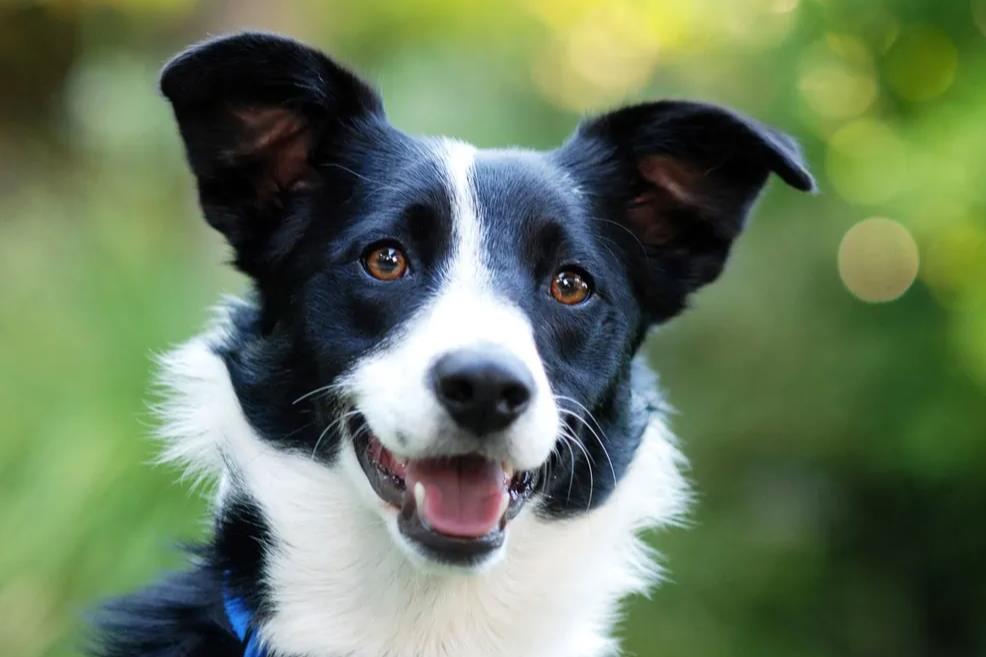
{"left": 215, "top": 431, "right": 683, "bottom": 657}
{"left": 159, "top": 325, "right": 689, "bottom": 657}
{"left": 236, "top": 434, "right": 680, "bottom": 657}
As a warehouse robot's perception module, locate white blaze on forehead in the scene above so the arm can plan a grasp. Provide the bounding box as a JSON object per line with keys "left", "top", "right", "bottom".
{"left": 439, "top": 138, "right": 487, "bottom": 283}
{"left": 342, "top": 138, "right": 559, "bottom": 471}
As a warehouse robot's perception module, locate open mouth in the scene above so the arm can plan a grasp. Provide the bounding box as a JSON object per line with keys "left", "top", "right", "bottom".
{"left": 352, "top": 421, "right": 537, "bottom": 565}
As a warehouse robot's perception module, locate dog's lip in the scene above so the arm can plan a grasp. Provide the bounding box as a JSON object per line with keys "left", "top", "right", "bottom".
{"left": 351, "top": 417, "right": 536, "bottom": 563}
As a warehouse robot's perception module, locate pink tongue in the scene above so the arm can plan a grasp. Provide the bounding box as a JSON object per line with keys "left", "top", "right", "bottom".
{"left": 406, "top": 457, "right": 508, "bottom": 539}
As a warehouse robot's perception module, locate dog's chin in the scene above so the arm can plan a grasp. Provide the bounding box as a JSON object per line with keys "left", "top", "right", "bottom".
{"left": 350, "top": 419, "right": 539, "bottom": 570}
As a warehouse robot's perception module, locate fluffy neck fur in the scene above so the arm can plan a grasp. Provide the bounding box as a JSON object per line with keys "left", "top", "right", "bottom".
{"left": 155, "top": 309, "right": 689, "bottom": 657}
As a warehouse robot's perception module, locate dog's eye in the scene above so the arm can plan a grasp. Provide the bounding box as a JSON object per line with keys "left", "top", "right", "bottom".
{"left": 550, "top": 268, "right": 592, "bottom": 305}
{"left": 363, "top": 243, "right": 408, "bottom": 281}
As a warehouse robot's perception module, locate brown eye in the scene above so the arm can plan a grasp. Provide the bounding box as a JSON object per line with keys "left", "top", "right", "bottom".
{"left": 550, "top": 269, "right": 592, "bottom": 305}
{"left": 363, "top": 244, "right": 408, "bottom": 281}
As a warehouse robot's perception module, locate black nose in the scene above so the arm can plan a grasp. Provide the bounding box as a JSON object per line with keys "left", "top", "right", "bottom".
{"left": 430, "top": 348, "right": 535, "bottom": 436}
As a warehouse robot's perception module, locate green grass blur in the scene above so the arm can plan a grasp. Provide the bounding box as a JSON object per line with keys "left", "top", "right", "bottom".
{"left": 2, "top": 1, "right": 985, "bottom": 656}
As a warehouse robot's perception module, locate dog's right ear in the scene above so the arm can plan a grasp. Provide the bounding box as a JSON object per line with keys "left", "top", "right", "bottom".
{"left": 555, "top": 101, "right": 813, "bottom": 322}
{"left": 161, "top": 32, "right": 383, "bottom": 263}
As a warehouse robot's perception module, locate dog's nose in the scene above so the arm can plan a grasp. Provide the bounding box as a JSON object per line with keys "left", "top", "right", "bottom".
{"left": 431, "top": 348, "right": 534, "bottom": 436}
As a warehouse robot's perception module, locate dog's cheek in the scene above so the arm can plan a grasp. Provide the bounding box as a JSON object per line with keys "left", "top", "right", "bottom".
{"left": 532, "top": 309, "right": 613, "bottom": 405}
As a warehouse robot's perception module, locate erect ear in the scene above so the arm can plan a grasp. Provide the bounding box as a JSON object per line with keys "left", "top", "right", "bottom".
{"left": 160, "top": 32, "right": 383, "bottom": 269}
{"left": 555, "top": 101, "right": 814, "bottom": 321}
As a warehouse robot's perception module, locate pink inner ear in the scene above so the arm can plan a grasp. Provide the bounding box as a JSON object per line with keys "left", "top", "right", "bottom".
{"left": 626, "top": 155, "right": 705, "bottom": 246}
{"left": 637, "top": 155, "right": 702, "bottom": 206}
{"left": 627, "top": 193, "right": 674, "bottom": 246}
{"left": 233, "top": 107, "right": 313, "bottom": 192}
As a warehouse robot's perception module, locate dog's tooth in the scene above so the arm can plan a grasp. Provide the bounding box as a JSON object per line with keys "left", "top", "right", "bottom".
{"left": 414, "top": 482, "right": 426, "bottom": 510}
{"left": 498, "top": 492, "right": 510, "bottom": 519}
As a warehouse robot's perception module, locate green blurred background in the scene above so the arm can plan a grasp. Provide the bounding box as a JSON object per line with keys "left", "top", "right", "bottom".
{"left": 2, "top": 1, "right": 985, "bottom": 656}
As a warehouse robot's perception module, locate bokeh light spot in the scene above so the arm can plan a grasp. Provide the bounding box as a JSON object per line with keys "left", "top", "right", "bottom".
{"left": 826, "top": 119, "right": 908, "bottom": 204}
{"left": 719, "top": 0, "right": 797, "bottom": 47}
{"left": 529, "top": 0, "right": 668, "bottom": 111}
{"left": 800, "top": 65, "right": 876, "bottom": 118}
{"left": 884, "top": 26, "right": 957, "bottom": 102}
{"left": 799, "top": 39, "right": 877, "bottom": 119}
{"left": 838, "top": 218, "right": 920, "bottom": 303}
{"left": 770, "top": 0, "right": 800, "bottom": 14}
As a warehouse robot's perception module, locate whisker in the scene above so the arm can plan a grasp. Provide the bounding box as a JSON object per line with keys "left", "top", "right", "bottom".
{"left": 311, "top": 409, "right": 361, "bottom": 460}
{"left": 558, "top": 420, "right": 596, "bottom": 466}
{"left": 590, "top": 215, "right": 647, "bottom": 256}
{"left": 558, "top": 427, "right": 594, "bottom": 510}
{"left": 320, "top": 162, "right": 376, "bottom": 184}
{"left": 554, "top": 396, "right": 619, "bottom": 486}
{"left": 293, "top": 383, "right": 339, "bottom": 405}
{"left": 558, "top": 408, "right": 618, "bottom": 487}
{"left": 349, "top": 421, "right": 372, "bottom": 442}
{"left": 540, "top": 443, "right": 560, "bottom": 497}
{"left": 557, "top": 430, "right": 578, "bottom": 502}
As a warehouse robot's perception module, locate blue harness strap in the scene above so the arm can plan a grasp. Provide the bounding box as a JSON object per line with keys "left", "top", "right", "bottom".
{"left": 223, "top": 587, "right": 266, "bottom": 657}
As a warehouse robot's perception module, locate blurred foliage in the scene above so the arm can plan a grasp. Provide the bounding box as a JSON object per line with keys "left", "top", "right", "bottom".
{"left": 1, "top": 1, "right": 985, "bottom": 656}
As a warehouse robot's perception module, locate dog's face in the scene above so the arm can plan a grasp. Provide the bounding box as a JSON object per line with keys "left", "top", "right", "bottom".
{"left": 162, "top": 33, "right": 812, "bottom": 569}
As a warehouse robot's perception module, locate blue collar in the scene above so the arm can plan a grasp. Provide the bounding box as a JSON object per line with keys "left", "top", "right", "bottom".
{"left": 223, "top": 588, "right": 266, "bottom": 657}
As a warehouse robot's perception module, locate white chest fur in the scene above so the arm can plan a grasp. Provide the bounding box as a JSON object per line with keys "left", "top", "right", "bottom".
{"left": 156, "top": 323, "right": 689, "bottom": 657}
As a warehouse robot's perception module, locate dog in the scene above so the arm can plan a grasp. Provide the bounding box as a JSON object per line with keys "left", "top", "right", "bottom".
{"left": 90, "top": 32, "right": 814, "bottom": 657}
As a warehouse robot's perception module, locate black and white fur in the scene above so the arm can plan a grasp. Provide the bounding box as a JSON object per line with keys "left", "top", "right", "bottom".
{"left": 91, "top": 32, "right": 814, "bottom": 657}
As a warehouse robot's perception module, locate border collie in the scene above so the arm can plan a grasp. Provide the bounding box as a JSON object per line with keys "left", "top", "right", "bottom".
{"left": 90, "top": 32, "right": 814, "bottom": 657}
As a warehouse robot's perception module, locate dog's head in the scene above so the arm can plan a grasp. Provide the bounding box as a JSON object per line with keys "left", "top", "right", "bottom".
{"left": 161, "top": 33, "right": 813, "bottom": 570}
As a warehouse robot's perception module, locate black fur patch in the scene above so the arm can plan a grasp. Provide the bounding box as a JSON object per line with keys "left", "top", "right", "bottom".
{"left": 89, "top": 495, "right": 275, "bottom": 657}
{"left": 88, "top": 565, "right": 240, "bottom": 657}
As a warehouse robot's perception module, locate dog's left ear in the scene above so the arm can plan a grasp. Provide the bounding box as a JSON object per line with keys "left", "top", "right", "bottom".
{"left": 555, "top": 101, "right": 814, "bottom": 320}
{"left": 160, "top": 32, "right": 384, "bottom": 267}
